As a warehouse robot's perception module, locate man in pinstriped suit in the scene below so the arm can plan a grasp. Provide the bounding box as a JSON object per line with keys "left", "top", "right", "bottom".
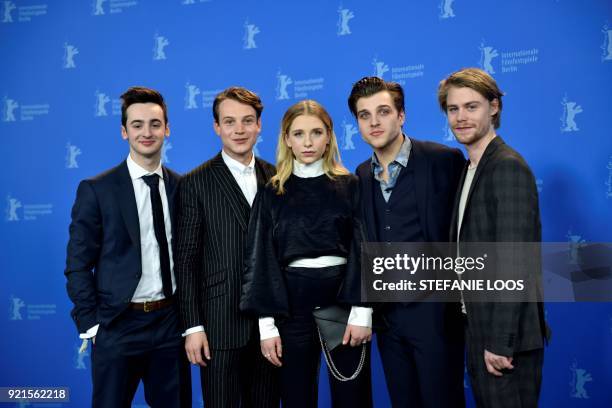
{"left": 174, "top": 87, "right": 279, "bottom": 408}
{"left": 439, "top": 68, "right": 550, "bottom": 407}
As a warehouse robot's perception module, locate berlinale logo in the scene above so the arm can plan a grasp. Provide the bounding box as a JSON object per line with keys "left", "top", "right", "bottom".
{"left": 5, "top": 195, "right": 22, "bottom": 221}
{"left": 372, "top": 58, "right": 389, "bottom": 79}
{"left": 153, "top": 33, "right": 169, "bottom": 61}
{"left": 337, "top": 6, "right": 354, "bottom": 36}
{"left": 92, "top": 0, "right": 106, "bottom": 15}
{"left": 341, "top": 119, "right": 357, "bottom": 151}
{"left": 569, "top": 360, "right": 592, "bottom": 399}
{"left": 602, "top": 23, "right": 612, "bottom": 61}
{"left": 253, "top": 136, "right": 263, "bottom": 157}
{"left": 560, "top": 96, "right": 582, "bottom": 133}
{"left": 66, "top": 143, "right": 82, "bottom": 169}
{"left": 479, "top": 41, "right": 499, "bottom": 74}
{"left": 243, "top": 19, "right": 260, "bottom": 49}
{"left": 94, "top": 90, "right": 110, "bottom": 117}
{"left": 63, "top": 43, "right": 79, "bottom": 69}
{"left": 161, "top": 140, "right": 172, "bottom": 164}
{"left": 2, "top": 1, "right": 16, "bottom": 23}
{"left": 439, "top": 0, "right": 455, "bottom": 19}
{"left": 9, "top": 295, "right": 25, "bottom": 319}
{"left": 74, "top": 344, "right": 89, "bottom": 369}
{"left": 276, "top": 70, "right": 293, "bottom": 100}
{"left": 184, "top": 82, "right": 201, "bottom": 110}
{"left": 2, "top": 96, "right": 18, "bottom": 122}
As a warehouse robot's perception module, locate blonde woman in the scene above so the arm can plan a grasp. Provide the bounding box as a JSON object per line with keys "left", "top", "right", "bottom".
{"left": 240, "top": 100, "right": 373, "bottom": 407}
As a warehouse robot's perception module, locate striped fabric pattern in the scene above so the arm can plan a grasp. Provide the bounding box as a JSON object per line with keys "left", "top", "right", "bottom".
{"left": 174, "top": 152, "right": 275, "bottom": 350}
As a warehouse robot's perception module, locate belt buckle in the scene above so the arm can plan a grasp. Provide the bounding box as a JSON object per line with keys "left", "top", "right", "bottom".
{"left": 143, "top": 301, "right": 152, "bottom": 312}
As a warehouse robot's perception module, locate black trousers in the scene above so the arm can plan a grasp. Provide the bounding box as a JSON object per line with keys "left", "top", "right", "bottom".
{"left": 466, "top": 328, "right": 544, "bottom": 408}
{"left": 200, "top": 333, "right": 280, "bottom": 408}
{"left": 377, "top": 303, "right": 465, "bottom": 408}
{"left": 277, "top": 266, "right": 373, "bottom": 408}
{"left": 91, "top": 305, "right": 191, "bottom": 408}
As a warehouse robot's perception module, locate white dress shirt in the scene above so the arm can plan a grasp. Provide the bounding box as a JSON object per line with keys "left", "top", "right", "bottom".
{"left": 222, "top": 149, "right": 257, "bottom": 206}
{"left": 259, "top": 159, "right": 373, "bottom": 340}
{"left": 183, "top": 150, "right": 258, "bottom": 337}
{"left": 128, "top": 155, "right": 176, "bottom": 301}
{"left": 80, "top": 155, "right": 176, "bottom": 342}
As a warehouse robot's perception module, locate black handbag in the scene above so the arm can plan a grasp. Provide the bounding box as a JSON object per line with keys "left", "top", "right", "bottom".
{"left": 312, "top": 305, "right": 366, "bottom": 382}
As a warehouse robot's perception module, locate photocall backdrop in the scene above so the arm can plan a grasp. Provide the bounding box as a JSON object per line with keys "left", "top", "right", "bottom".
{"left": 1, "top": 0, "right": 611, "bottom": 407}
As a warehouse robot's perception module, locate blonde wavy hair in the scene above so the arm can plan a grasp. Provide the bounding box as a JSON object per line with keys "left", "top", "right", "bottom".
{"left": 270, "top": 99, "right": 348, "bottom": 194}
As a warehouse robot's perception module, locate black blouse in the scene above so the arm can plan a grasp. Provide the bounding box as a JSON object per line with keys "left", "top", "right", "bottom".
{"left": 240, "top": 173, "right": 365, "bottom": 318}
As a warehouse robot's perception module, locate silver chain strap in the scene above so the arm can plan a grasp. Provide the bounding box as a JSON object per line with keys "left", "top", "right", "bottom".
{"left": 316, "top": 327, "right": 366, "bottom": 382}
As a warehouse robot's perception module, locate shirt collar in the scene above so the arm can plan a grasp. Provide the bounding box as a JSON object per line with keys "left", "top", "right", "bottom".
{"left": 292, "top": 158, "right": 324, "bottom": 178}
{"left": 126, "top": 154, "right": 163, "bottom": 180}
{"left": 371, "top": 135, "right": 412, "bottom": 170}
{"left": 222, "top": 149, "right": 255, "bottom": 174}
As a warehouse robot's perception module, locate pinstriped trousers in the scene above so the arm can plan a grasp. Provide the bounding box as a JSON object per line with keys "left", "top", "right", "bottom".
{"left": 200, "top": 333, "right": 279, "bottom": 408}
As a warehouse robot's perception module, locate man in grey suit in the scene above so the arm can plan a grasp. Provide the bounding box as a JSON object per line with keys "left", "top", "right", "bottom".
{"left": 174, "top": 87, "right": 279, "bottom": 408}
{"left": 438, "top": 68, "right": 550, "bottom": 407}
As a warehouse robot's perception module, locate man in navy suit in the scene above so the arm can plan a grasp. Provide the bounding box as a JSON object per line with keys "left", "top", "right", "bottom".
{"left": 65, "top": 86, "right": 191, "bottom": 408}
{"left": 349, "top": 77, "right": 466, "bottom": 407}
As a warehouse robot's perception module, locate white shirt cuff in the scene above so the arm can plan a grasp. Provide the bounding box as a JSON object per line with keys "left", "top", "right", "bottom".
{"left": 258, "top": 317, "right": 280, "bottom": 340}
{"left": 79, "top": 324, "right": 99, "bottom": 339}
{"left": 182, "top": 325, "right": 205, "bottom": 337}
{"left": 348, "top": 306, "right": 372, "bottom": 328}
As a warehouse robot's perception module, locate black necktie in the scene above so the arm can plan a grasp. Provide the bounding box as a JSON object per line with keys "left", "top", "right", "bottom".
{"left": 142, "top": 174, "right": 173, "bottom": 298}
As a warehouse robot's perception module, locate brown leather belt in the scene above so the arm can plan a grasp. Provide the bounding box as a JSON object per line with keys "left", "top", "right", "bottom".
{"left": 130, "top": 296, "right": 174, "bottom": 312}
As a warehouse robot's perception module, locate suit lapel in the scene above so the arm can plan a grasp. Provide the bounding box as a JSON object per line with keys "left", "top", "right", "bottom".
{"left": 115, "top": 161, "right": 141, "bottom": 251}
{"left": 254, "top": 157, "right": 273, "bottom": 190}
{"left": 455, "top": 136, "right": 505, "bottom": 240}
{"left": 410, "top": 139, "right": 430, "bottom": 241}
{"left": 358, "top": 161, "right": 378, "bottom": 242}
{"left": 449, "top": 162, "right": 469, "bottom": 241}
{"left": 210, "top": 153, "right": 250, "bottom": 231}
{"left": 162, "top": 166, "right": 177, "bottom": 228}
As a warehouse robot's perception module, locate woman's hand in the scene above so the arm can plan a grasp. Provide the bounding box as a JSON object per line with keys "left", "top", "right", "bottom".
{"left": 342, "top": 324, "right": 372, "bottom": 347}
{"left": 261, "top": 336, "right": 283, "bottom": 367}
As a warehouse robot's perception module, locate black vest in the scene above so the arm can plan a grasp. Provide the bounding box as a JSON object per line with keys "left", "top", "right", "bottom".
{"left": 373, "top": 160, "right": 425, "bottom": 243}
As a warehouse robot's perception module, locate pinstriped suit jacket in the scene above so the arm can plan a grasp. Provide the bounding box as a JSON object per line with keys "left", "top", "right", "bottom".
{"left": 174, "top": 152, "right": 276, "bottom": 350}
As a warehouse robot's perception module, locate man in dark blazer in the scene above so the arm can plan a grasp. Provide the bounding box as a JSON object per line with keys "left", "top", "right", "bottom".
{"left": 65, "top": 87, "right": 191, "bottom": 408}
{"left": 439, "top": 68, "right": 550, "bottom": 407}
{"left": 174, "top": 87, "right": 279, "bottom": 408}
{"left": 349, "top": 77, "right": 466, "bottom": 408}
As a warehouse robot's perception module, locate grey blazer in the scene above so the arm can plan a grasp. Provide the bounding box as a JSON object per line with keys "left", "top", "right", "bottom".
{"left": 450, "top": 136, "right": 550, "bottom": 356}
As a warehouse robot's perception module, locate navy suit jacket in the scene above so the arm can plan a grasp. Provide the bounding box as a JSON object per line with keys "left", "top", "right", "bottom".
{"left": 356, "top": 137, "right": 465, "bottom": 243}
{"left": 65, "top": 160, "right": 180, "bottom": 333}
{"left": 356, "top": 137, "right": 466, "bottom": 408}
